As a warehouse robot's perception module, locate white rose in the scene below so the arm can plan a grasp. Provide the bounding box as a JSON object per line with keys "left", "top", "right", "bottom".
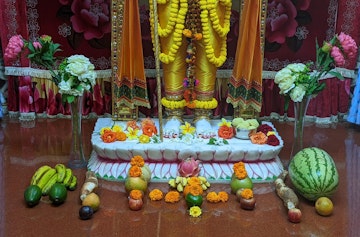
{"left": 67, "top": 55, "right": 91, "bottom": 65}
{"left": 275, "top": 68, "right": 292, "bottom": 84}
{"left": 278, "top": 77, "right": 296, "bottom": 94}
{"left": 66, "top": 62, "right": 88, "bottom": 77}
{"left": 290, "top": 85, "right": 306, "bottom": 102}
{"left": 287, "top": 63, "right": 308, "bottom": 73}
{"left": 58, "top": 80, "right": 72, "bottom": 94}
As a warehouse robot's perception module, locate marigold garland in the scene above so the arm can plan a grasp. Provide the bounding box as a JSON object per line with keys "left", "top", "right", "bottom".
{"left": 129, "top": 189, "right": 143, "bottom": 200}
{"left": 149, "top": 189, "right": 164, "bottom": 201}
{"left": 161, "top": 97, "right": 186, "bottom": 109}
{"left": 164, "top": 191, "right": 181, "bottom": 203}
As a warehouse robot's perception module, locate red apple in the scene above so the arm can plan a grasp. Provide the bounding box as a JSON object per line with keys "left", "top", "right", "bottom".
{"left": 288, "top": 208, "right": 302, "bottom": 223}
{"left": 128, "top": 198, "right": 143, "bottom": 211}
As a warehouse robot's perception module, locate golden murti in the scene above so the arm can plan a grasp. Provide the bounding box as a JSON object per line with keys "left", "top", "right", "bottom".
{"left": 149, "top": 0, "right": 232, "bottom": 136}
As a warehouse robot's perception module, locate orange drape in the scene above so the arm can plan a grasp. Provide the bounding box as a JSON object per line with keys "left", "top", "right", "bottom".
{"left": 115, "top": 0, "right": 150, "bottom": 109}
{"left": 227, "top": 0, "right": 263, "bottom": 112}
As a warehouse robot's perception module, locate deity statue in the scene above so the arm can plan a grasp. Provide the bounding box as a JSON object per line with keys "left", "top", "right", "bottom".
{"left": 149, "top": 0, "right": 232, "bottom": 137}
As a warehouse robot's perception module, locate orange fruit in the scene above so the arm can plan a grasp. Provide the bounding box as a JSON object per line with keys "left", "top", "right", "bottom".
{"left": 315, "top": 197, "right": 334, "bottom": 216}
{"left": 82, "top": 193, "right": 100, "bottom": 212}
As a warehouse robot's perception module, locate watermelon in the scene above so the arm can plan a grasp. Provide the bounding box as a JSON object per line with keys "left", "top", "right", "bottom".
{"left": 288, "top": 147, "right": 339, "bottom": 201}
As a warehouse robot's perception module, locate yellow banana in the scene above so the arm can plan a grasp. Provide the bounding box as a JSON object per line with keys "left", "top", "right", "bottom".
{"left": 205, "top": 181, "right": 211, "bottom": 188}
{"left": 201, "top": 183, "right": 208, "bottom": 191}
{"left": 175, "top": 176, "right": 182, "bottom": 184}
{"left": 55, "top": 163, "right": 66, "bottom": 183}
{"left": 36, "top": 168, "right": 57, "bottom": 189}
{"left": 63, "top": 168, "right": 73, "bottom": 187}
{"left": 68, "top": 175, "right": 77, "bottom": 191}
{"left": 168, "top": 179, "right": 176, "bottom": 188}
{"left": 30, "top": 165, "right": 52, "bottom": 185}
{"left": 198, "top": 176, "right": 207, "bottom": 183}
{"left": 176, "top": 183, "right": 184, "bottom": 192}
{"left": 41, "top": 173, "right": 58, "bottom": 195}
{"left": 181, "top": 177, "right": 188, "bottom": 187}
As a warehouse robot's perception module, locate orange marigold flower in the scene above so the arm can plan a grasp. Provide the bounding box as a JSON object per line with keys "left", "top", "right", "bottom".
{"left": 241, "top": 188, "right": 253, "bottom": 199}
{"left": 218, "top": 125, "right": 234, "bottom": 139}
{"left": 141, "top": 118, "right": 155, "bottom": 127}
{"left": 234, "top": 169, "right": 248, "bottom": 180}
{"left": 206, "top": 192, "right": 220, "bottom": 203}
{"left": 129, "top": 189, "right": 143, "bottom": 200}
{"left": 142, "top": 124, "right": 158, "bottom": 137}
{"left": 130, "top": 155, "right": 145, "bottom": 167}
{"left": 218, "top": 191, "right": 229, "bottom": 202}
{"left": 193, "top": 33, "right": 202, "bottom": 41}
{"left": 164, "top": 191, "right": 181, "bottom": 203}
{"left": 249, "top": 131, "right": 268, "bottom": 145}
{"left": 129, "top": 166, "right": 142, "bottom": 177}
{"left": 127, "top": 120, "right": 140, "bottom": 130}
{"left": 115, "top": 131, "right": 127, "bottom": 141}
{"left": 101, "top": 131, "right": 117, "bottom": 143}
{"left": 187, "top": 177, "right": 201, "bottom": 186}
{"left": 187, "top": 184, "right": 203, "bottom": 196}
{"left": 149, "top": 189, "right": 163, "bottom": 201}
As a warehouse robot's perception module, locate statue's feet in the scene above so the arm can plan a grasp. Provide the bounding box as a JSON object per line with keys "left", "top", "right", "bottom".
{"left": 163, "top": 118, "right": 181, "bottom": 138}
{"left": 195, "top": 118, "right": 216, "bottom": 139}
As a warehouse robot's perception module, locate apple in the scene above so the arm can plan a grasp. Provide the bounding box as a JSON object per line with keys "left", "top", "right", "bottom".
{"left": 288, "top": 208, "right": 302, "bottom": 223}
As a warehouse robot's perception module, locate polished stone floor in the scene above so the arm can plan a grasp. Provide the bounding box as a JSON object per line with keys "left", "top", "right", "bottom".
{"left": 0, "top": 116, "right": 359, "bottom": 237}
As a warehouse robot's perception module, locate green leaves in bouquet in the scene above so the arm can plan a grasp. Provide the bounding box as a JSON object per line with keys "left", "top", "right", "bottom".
{"left": 26, "top": 38, "right": 62, "bottom": 69}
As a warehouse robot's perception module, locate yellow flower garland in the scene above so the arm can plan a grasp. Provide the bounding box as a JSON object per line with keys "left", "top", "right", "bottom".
{"left": 193, "top": 98, "right": 218, "bottom": 109}
{"left": 149, "top": 0, "right": 231, "bottom": 67}
{"left": 161, "top": 97, "right": 186, "bottom": 109}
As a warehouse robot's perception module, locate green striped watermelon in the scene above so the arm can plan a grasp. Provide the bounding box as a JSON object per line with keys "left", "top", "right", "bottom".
{"left": 288, "top": 147, "right": 339, "bottom": 201}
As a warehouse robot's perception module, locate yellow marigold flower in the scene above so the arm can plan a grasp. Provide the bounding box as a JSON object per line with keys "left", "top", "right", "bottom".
{"left": 241, "top": 188, "right": 254, "bottom": 200}
{"left": 187, "top": 177, "right": 201, "bottom": 186}
{"left": 112, "top": 124, "right": 123, "bottom": 133}
{"left": 189, "top": 206, "right": 202, "bottom": 217}
{"left": 183, "top": 29, "right": 192, "bottom": 38}
{"left": 218, "top": 191, "right": 229, "bottom": 202}
{"left": 164, "top": 191, "right": 181, "bottom": 203}
{"left": 129, "top": 189, "right": 143, "bottom": 200}
{"left": 149, "top": 189, "right": 163, "bottom": 201}
{"left": 218, "top": 118, "right": 231, "bottom": 128}
{"left": 267, "top": 131, "right": 276, "bottom": 136}
{"left": 126, "top": 127, "right": 139, "bottom": 140}
{"left": 180, "top": 122, "right": 196, "bottom": 135}
{"left": 139, "top": 134, "right": 150, "bottom": 144}
{"left": 206, "top": 192, "right": 220, "bottom": 203}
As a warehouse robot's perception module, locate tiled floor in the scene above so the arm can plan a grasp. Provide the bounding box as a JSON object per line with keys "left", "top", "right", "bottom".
{"left": 1, "top": 117, "right": 359, "bottom": 237}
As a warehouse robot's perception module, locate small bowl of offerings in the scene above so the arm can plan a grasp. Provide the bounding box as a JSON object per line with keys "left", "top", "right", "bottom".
{"left": 232, "top": 118, "right": 259, "bottom": 140}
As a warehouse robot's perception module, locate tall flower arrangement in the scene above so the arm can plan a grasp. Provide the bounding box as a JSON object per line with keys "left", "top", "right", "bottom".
{"left": 4, "top": 34, "right": 96, "bottom": 104}
{"left": 274, "top": 32, "right": 358, "bottom": 110}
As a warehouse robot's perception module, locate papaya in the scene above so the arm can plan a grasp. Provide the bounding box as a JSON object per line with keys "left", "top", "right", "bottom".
{"left": 24, "top": 185, "right": 42, "bottom": 207}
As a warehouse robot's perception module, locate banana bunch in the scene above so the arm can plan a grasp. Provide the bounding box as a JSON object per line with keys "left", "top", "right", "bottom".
{"left": 168, "top": 176, "right": 211, "bottom": 192}
{"left": 232, "top": 117, "right": 259, "bottom": 130}
{"left": 30, "top": 164, "right": 78, "bottom": 195}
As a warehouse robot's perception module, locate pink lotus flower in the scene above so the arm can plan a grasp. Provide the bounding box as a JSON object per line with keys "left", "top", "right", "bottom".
{"left": 4, "top": 35, "right": 24, "bottom": 62}
{"left": 178, "top": 157, "right": 201, "bottom": 177}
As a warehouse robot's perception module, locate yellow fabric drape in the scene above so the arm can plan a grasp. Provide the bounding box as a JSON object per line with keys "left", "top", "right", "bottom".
{"left": 115, "top": 0, "right": 150, "bottom": 108}
{"left": 227, "top": 0, "right": 263, "bottom": 112}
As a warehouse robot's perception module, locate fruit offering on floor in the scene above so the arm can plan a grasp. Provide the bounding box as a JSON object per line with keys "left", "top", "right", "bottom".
{"left": 24, "top": 164, "right": 78, "bottom": 207}
{"left": 79, "top": 171, "right": 99, "bottom": 220}
{"left": 315, "top": 197, "right": 334, "bottom": 216}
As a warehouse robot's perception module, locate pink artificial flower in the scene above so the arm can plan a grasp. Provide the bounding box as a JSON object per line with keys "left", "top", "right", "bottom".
{"left": 338, "top": 32, "right": 358, "bottom": 59}
{"left": 331, "top": 46, "right": 345, "bottom": 66}
{"left": 178, "top": 157, "right": 201, "bottom": 177}
{"left": 32, "top": 41, "right": 42, "bottom": 50}
{"left": 4, "top": 35, "right": 24, "bottom": 62}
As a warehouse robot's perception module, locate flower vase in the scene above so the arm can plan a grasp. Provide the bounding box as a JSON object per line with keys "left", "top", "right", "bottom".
{"left": 68, "top": 96, "right": 87, "bottom": 169}
{"left": 290, "top": 96, "right": 311, "bottom": 161}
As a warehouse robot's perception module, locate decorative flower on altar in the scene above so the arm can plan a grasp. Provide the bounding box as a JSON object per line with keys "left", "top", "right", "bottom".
{"left": 178, "top": 157, "right": 201, "bottom": 178}
{"left": 4, "top": 34, "right": 96, "bottom": 104}
{"left": 274, "top": 32, "right": 358, "bottom": 110}
{"left": 180, "top": 122, "right": 196, "bottom": 135}
{"left": 218, "top": 118, "right": 235, "bottom": 139}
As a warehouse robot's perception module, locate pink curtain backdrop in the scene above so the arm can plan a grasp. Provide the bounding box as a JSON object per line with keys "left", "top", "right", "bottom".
{"left": 1, "top": 0, "right": 360, "bottom": 120}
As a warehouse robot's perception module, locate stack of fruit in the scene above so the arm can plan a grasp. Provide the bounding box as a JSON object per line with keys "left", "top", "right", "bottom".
{"left": 24, "top": 164, "right": 77, "bottom": 207}
{"left": 79, "top": 171, "right": 100, "bottom": 220}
